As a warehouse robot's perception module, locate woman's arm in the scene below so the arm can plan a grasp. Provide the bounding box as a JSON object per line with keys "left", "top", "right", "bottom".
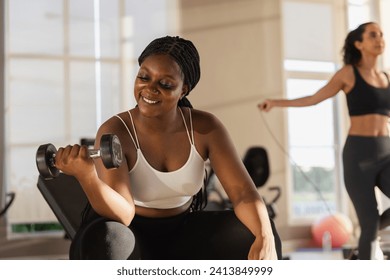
{"left": 203, "top": 112, "right": 277, "bottom": 259}
{"left": 259, "top": 67, "right": 349, "bottom": 112}
{"left": 54, "top": 117, "right": 135, "bottom": 226}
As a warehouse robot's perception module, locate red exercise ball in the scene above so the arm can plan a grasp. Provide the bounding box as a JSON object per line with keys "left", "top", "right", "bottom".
{"left": 311, "top": 213, "right": 353, "bottom": 248}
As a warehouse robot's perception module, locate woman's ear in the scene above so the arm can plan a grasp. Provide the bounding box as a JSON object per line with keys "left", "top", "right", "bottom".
{"left": 181, "top": 85, "right": 189, "bottom": 99}
{"left": 354, "top": 40, "right": 363, "bottom": 51}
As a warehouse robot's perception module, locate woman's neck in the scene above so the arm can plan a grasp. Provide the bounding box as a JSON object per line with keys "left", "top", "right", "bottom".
{"left": 358, "top": 55, "right": 379, "bottom": 71}
{"left": 136, "top": 107, "right": 182, "bottom": 133}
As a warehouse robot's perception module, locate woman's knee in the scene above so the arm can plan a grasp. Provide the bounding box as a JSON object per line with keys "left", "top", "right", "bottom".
{"left": 70, "top": 219, "right": 138, "bottom": 260}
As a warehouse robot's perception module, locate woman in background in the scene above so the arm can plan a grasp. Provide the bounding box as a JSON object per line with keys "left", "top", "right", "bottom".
{"left": 259, "top": 22, "right": 390, "bottom": 260}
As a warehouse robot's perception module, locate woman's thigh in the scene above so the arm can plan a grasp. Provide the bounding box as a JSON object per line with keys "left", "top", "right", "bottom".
{"left": 172, "top": 210, "right": 282, "bottom": 260}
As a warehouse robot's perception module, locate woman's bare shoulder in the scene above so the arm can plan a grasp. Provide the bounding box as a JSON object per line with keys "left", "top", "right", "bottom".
{"left": 189, "top": 108, "right": 223, "bottom": 131}
{"left": 331, "top": 65, "right": 355, "bottom": 93}
{"left": 97, "top": 109, "right": 136, "bottom": 137}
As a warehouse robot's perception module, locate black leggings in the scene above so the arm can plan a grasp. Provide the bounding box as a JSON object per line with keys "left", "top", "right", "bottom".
{"left": 70, "top": 207, "right": 282, "bottom": 260}
{"left": 343, "top": 135, "right": 390, "bottom": 259}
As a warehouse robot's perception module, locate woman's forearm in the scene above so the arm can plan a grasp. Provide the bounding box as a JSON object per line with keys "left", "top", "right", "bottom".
{"left": 233, "top": 191, "right": 273, "bottom": 238}
{"left": 77, "top": 173, "right": 135, "bottom": 226}
{"left": 272, "top": 95, "right": 318, "bottom": 108}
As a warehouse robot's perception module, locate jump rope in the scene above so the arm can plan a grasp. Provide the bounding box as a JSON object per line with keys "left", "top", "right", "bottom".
{"left": 258, "top": 109, "right": 334, "bottom": 216}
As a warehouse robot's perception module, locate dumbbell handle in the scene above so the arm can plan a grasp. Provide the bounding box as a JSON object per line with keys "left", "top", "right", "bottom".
{"left": 49, "top": 148, "right": 104, "bottom": 166}
{"left": 89, "top": 149, "right": 101, "bottom": 158}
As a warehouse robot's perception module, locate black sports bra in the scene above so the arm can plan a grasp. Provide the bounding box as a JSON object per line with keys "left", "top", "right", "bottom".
{"left": 346, "top": 66, "right": 390, "bottom": 116}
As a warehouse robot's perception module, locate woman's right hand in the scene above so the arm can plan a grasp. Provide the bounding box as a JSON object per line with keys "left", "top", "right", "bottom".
{"left": 257, "top": 99, "right": 274, "bottom": 112}
{"left": 55, "top": 144, "right": 97, "bottom": 181}
{"left": 248, "top": 234, "right": 278, "bottom": 260}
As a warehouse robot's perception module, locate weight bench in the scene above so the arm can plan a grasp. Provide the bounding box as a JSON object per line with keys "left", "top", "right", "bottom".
{"left": 37, "top": 174, "right": 88, "bottom": 240}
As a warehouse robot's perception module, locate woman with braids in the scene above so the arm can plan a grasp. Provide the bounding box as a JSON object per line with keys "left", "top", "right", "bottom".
{"left": 54, "top": 35, "right": 281, "bottom": 260}
{"left": 259, "top": 22, "right": 390, "bottom": 259}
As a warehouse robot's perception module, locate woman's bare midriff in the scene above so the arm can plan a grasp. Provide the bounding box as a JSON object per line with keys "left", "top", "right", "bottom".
{"left": 348, "top": 114, "right": 389, "bottom": 136}
{"left": 134, "top": 199, "right": 192, "bottom": 218}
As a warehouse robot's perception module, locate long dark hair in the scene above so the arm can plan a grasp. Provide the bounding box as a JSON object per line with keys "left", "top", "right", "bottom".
{"left": 342, "top": 22, "right": 376, "bottom": 65}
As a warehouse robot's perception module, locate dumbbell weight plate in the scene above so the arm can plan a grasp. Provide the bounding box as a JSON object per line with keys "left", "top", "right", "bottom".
{"left": 100, "top": 134, "right": 123, "bottom": 169}
{"left": 36, "top": 143, "right": 60, "bottom": 179}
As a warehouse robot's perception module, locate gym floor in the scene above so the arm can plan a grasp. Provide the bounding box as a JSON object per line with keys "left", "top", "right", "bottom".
{"left": 0, "top": 234, "right": 70, "bottom": 260}
{"left": 0, "top": 226, "right": 389, "bottom": 260}
{"left": 0, "top": 234, "right": 343, "bottom": 260}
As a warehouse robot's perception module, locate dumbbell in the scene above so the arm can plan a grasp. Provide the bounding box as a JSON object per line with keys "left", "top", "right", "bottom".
{"left": 36, "top": 134, "right": 123, "bottom": 180}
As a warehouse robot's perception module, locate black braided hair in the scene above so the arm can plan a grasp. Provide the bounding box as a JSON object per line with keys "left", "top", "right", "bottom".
{"left": 342, "top": 22, "right": 375, "bottom": 66}
{"left": 138, "top": 36, "right": 201, "bottom": 108}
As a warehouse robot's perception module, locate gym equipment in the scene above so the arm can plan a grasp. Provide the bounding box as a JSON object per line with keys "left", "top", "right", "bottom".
{"left": 243, "top": 147, "right": 280, "bottom": 219}
{"left": 37, "top": 173, "right": 88, "bottom": 239}
{"left": 36, "top": 134, "right": 122, "bottom": 179}
{"left": 311, "top": 213, "right": 353, "bottom": 248}
{"left": 0, "top": 192, "right": 16, "bottom": 217}
{"left": 243, "top": 147, "right": 270, "bottom": 187}
{"left": 205, "top": 146, "right": 281, "bottom": 219}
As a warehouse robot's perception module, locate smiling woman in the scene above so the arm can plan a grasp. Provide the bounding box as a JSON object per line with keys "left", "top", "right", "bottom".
{"left": 52, "top": 36, "right": 282, "bottom": 260}
{"left": 135, "top": 54, "right": 189, "bottom": 117}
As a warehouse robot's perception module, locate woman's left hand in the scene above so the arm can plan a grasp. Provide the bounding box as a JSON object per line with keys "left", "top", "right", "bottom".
{"left": 248, "top": 235, "right": 278, "bottom": 260}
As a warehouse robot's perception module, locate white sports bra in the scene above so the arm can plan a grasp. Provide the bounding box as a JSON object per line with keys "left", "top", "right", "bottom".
{"left": 115, "top": 107, "right": 206, "bottom": 209}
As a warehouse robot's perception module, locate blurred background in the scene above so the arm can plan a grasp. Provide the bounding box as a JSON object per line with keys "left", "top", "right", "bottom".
{"left": 1, "top": 0, "right": 390, "bottom": 259}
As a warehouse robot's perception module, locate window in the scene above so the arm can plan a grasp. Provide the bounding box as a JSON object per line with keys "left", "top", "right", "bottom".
{"left": 5, "top": 0, "right": 177, "bottom": 235}
{"left": 282, "top": 1, "right": 343, "bottom": 223}
{"left": 286, "top": 75, "right": 339, "bottom": 221}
